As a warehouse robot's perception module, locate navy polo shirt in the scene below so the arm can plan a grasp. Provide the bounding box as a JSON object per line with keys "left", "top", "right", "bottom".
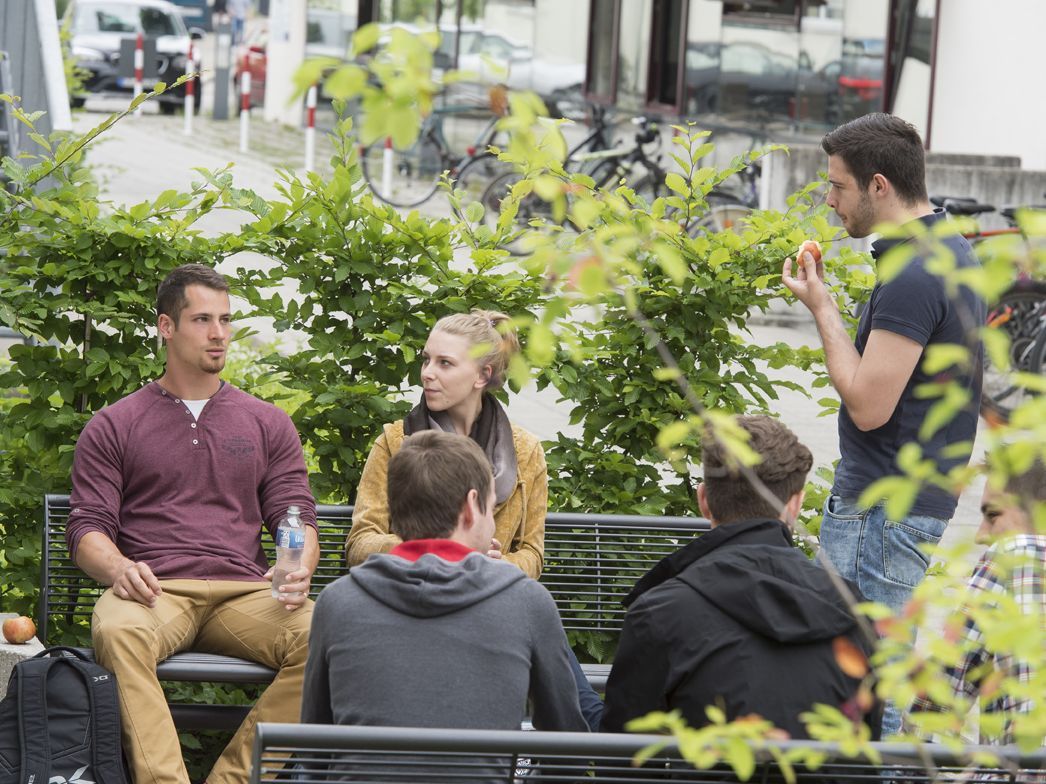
{"left": 832, "top": 210, "right": 985, "bottom": 520}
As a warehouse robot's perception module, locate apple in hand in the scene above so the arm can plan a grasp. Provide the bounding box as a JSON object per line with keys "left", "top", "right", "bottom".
{"left": 2, "top": 616, "right": 36, "bottom": 644}
{"left": 797, "top": 240, "right": 822, "bottom": 263}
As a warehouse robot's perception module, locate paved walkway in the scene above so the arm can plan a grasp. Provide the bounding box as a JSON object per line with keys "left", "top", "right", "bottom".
{"left": 69, "top": 103, "right": 986, "bottom": 561}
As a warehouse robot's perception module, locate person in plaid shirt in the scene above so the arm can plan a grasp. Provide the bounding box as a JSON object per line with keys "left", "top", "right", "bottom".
{"left": 907, "top": 458, "right": 1045, "bottom": 746}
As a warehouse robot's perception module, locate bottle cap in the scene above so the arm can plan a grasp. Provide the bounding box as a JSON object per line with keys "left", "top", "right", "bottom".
{"left": 287, "top": 505, "right": 302, "bottom": 527}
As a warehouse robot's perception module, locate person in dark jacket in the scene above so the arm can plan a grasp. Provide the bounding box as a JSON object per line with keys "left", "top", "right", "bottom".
{"left": 600, "top": 415, "right": 880, "bottom": 739}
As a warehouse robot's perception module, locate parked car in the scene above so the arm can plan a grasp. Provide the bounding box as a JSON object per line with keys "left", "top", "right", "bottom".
{"left": 433, "top": 25, "right": 584, "bottom": 100}
{"left": 685, "top": 40, "right": 812, "bottom": 119}
{"left": 66, "top": 0, "right": 203, "bottom": 113}
{"left": 233, "top": 8, "right": 357, "bottom": 110}
{"left": 838, "top": 38, "right": 884, "bottom": 118}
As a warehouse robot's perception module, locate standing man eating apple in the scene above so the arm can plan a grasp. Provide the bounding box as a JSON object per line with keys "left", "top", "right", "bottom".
{"left": 781, "top": 113, "right": 985, "bottom": 737}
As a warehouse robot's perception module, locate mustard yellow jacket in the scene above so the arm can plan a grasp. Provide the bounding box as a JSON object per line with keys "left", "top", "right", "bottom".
{"left": 346, "top": 419, "right": 547, "bottom": 579}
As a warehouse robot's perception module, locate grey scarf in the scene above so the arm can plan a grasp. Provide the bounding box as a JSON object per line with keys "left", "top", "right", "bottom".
{"left": 403, "top": 393, "right": 518, "bottom": 505}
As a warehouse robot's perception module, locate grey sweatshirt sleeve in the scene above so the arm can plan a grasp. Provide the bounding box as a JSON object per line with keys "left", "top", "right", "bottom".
{"left": 301, "top": 589, "right": 335, "bottom": 724}
{"left": 525, "top": 582, "right": 589, "bottom": 732}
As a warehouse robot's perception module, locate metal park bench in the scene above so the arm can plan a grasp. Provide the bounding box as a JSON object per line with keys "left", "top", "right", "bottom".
{"left": 250, "top": 723, "right": 1046, "bottom": 784}
{"left": 39, "top": 495, "right": 354, "bottom": 729}
{"left": 40, "top": 494, "right": 709, "bottom": 726}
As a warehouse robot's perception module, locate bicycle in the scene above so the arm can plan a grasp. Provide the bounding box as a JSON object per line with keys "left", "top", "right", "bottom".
{"left": 682, "top": 115, "right": 786, "bottom": 236}
{"left": 932, "top": 194, "right": 1046, "bottom": 422}
{"left": 684, "top": 158, "right": 761, "bottom": 235}
{"left": 360, "top": 92, "right": 508, "bottom": 209}
{"left": 478, "top": 112, "right": 666, "bottom": 252}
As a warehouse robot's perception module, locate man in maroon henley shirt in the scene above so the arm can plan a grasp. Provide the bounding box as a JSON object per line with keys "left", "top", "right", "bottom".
{"left": 66, "top": 264, "right": 318, "bottom": 784}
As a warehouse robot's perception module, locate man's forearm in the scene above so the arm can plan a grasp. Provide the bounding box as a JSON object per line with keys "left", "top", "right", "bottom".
{"left": 812, "top": 304, "right": 862, "bottom": 407}
{"left": 304, "top": 525, "right": 320, "bottom": 574}
{"left": 74, "top": 530, "right": 134, "bottom": 586}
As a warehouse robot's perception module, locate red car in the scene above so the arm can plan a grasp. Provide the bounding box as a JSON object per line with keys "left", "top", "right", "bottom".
{"left": 233, "top": 23, "right": 267, "bottom": 109}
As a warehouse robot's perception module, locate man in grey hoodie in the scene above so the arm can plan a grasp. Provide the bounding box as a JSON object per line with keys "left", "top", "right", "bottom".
{"left": 301, "top": 430, "right": 588, "bottom": 737}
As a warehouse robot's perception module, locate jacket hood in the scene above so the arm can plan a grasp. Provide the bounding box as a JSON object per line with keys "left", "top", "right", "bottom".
{"left": 351, "top": 551, "right": 527, "bottom": 618}
{"left": 682, "top": 547, "right": 859, "bottom": 644}
{"left": 630, "top": 518, "right": 859, "bottom": 644}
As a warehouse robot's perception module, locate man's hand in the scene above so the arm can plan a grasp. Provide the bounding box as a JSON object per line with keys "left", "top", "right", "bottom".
{"left": 782, "top": 244, "right": 834, "bottom": 315}
{"left": 111, "top": 561, "right": 163, "bottom": 608}
{"left": 487, "top": 537, "right": 503, "bottom": 560}
{"left": 264, "top": 565, "right": 312, "bottom": 611}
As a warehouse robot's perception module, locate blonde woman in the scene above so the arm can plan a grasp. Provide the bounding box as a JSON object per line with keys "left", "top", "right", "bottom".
{"left": 347, "top": 310, "right": 546, "bottom": 578}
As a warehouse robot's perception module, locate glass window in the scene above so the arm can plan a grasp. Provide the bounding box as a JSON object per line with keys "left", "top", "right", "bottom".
{"left": 722, "top": 42, "right": 769, "bottom": 75}
{"left": 141, "top": 8, "right": 180, "bottom": 36}
{"left": 75, "top": 3, "right": 183, "bottom": 35}
{"left": 480, "top": 34, "right": 518, "bottom": 59}
{"left": 616, "top": 0, "right": 651, "bottom": 111}
{"left": 722, "top": 0, "right": 800, "bottom": 20}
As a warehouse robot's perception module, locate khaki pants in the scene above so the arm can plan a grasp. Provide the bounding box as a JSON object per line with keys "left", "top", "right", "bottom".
{"left": 92, "top": 580, "right": 313, "bottom": 784}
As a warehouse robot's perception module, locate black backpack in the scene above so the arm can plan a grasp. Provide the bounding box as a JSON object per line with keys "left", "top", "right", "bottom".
{"left": 0, "top": 646, "right": 129, "bottom": 784}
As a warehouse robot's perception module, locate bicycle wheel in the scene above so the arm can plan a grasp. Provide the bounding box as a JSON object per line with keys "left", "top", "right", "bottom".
{"left": 980, "top": 280, "right": 1046, "bottom": 423}
{"left": 589, "top": 159, "right": 626, "bottom": 191}
{"left": 629, "top": 171, "right": 665, "bottom": 205}
{"left": 1028, "top": 322, "right": 1046, "bottom": 384}
{"left": 360, "top": 134, "right": 445, "bottom": 208}
{"left": 688, "top": 200, "right": 753, "bottom": 236}
{"left": 452, "top": 152, "right": 511, "bottom": 207}
{"left": 480, "top": 170, "right": 555, "bottom": 255}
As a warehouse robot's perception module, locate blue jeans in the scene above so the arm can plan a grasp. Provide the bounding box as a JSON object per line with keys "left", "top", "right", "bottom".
{"left": 819, "top": 495, "right": 947, "bottom": 738}
{"left": 568, "top": 649, "right": 604, "bottom": 731}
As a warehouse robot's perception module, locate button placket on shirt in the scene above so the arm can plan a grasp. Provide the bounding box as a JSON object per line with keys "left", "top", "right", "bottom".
{"left": 188, "top": 401, "right": 201, "bottom": 446}
{"left": 167, "top": 391, "right": 205, "bottom": 449}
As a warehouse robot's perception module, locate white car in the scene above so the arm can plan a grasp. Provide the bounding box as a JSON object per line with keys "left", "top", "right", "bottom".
{"left": 436, "top": 27, "right": 584, "bottom": 98}
{"left": 66, "top": 0, "right": 203, "bottom": 113}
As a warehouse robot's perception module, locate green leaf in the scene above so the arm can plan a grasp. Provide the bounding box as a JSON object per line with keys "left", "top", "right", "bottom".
{"left": 665, "top": 172, "right": 690, "bottom": 197}
{"left": 463, "top": 201, "right": 484, "bottom": 224}
{"left": 859, "top": 476, "right": 918, "bottom": 520}
{"left": 708, "top": 248, "right": 730, "bottom": 268}
{"left": 656, "top": 420, "right": 692, "bottom": 452}
{"left": 921, "top": 343, "right": 971, "bottom": 374}
{"left": 724, "top": 736, "right": 756, "bottom": 781}
{"left": 352, "top": 23, "right": 381, "bottom": 54}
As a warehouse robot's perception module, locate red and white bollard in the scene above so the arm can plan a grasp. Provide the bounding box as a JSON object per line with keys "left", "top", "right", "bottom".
{"left": 133, "top": 32, "right": 144, "bottom": 116}
{"left": 303, "top": 84, "right": 317, "bottom": 173}
{"left": 381, "top": 137, "right": 393, "bottom": 197}
{"left": 239, "top": 71, "right": 250, "bottom": 153}
{"left": 183, "top": 40, "right": 194, "bottom": 136}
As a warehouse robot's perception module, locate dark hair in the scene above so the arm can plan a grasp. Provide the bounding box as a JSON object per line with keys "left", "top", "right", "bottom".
{"left": 821, "top": 113, "right": 928, "bottom": 206}
{"left": 387, "top": 431, "right": 494, "bottom": 541}
{"left": 1002, "top": 457, "right": 1046, "bottom": 518}
{"left": 157, "top": 264, "right": 229, "bottom": 324}
{"left": 702, "top": 415, "right": 813, "bottom": 524}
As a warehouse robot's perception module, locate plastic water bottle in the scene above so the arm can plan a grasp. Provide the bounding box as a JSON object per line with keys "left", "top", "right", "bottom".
{"left": 271, "top": 505, "right": 305, "bottom": 599}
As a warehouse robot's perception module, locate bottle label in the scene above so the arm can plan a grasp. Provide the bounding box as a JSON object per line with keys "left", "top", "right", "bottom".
{"left": 277, "top": 527, "right": 306, "bottom": 549}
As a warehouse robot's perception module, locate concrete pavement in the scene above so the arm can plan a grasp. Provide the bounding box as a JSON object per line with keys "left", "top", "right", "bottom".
{"left": 67, "top": 102, "right": 986, "bottom": 561}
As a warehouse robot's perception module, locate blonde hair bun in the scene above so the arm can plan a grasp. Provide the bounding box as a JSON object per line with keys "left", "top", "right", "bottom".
{"left": 432, "top": 310, "right": 520, "bottom": 389}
